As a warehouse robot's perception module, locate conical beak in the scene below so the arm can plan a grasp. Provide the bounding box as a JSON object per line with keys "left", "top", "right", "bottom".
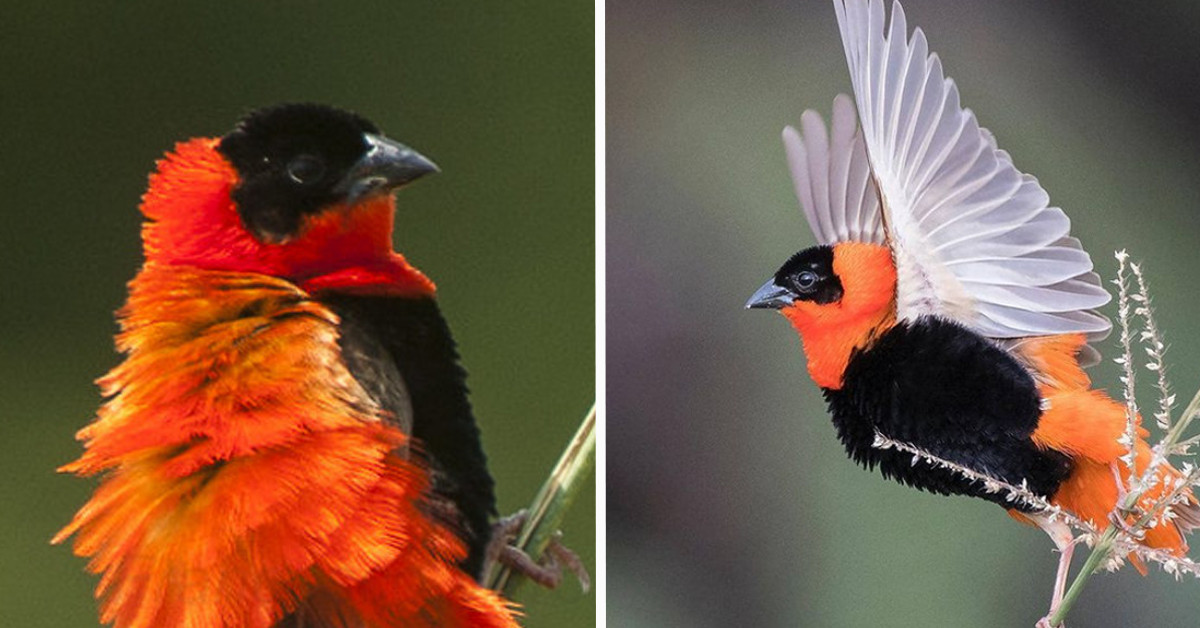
{"left": 745, "top": 278, "right": 795, "bottom": 310}
{"left": 334, "top": 134, "right": 440, "bottom": 205}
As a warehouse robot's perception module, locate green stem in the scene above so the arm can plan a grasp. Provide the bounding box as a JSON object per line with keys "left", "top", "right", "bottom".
{"left": 486, "top": 403, "right": 596, "bottom": 596}
{"left": 1162, "top": 387, "right": 1200, "bottom": 457}
{"left": 1047, "top": 529, "right": 1116, "bottom": 626}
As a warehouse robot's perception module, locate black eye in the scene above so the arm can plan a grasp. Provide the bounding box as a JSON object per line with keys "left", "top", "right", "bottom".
{"left": 286, "top": 154, "right": 326, "bottom": 184}
{"left": 793, "top": 270, "right": 819, "bottom": 292}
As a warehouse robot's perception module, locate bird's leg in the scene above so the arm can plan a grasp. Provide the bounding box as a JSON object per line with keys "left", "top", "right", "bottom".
{"left": 1031, "top": 513, "right": 1079, "bottom": 628}
{"left": 1035, "top": 538, "right": 1077, "bottom": 628}
{"left": 1050, "top": 538, "right": 1076, "bottom": 614}
{"left": 1107, "top": 462, "right": 1146, "bottom": 539}
{"left": 485, "top": 509, "right": 590, "bottom": 592}
{"left": 1110, "top": 461, "right": 1129, "bottom": 504}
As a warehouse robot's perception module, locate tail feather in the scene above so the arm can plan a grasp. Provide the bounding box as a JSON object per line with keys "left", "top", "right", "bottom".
{"left": 1171, "top": 495, "right": 1200, "bottom": 534}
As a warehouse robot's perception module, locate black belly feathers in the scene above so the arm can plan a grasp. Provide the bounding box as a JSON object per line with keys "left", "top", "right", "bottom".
{"left": 823, "top": 316, "right": 1072, "bottom": 509}
{"left": 323, "top": 293, "right": 497, "bottom": 578}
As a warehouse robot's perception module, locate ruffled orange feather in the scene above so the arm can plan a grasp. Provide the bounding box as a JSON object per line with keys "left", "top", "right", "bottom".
{"left": 55, "top": 266, "right": 518, "bottom": 628}
{"left": 1019, "top": 334, "right": 1197, "bottom": 563}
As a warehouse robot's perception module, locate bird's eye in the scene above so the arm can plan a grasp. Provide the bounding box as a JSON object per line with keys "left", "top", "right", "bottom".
{"left": 286, "top": 154, "right": 326, "bottom": 184}
{"left": 793, "top": 270, "right": 819, "bottom": 292}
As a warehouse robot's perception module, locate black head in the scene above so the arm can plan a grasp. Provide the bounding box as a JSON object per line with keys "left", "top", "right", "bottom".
{"left": 746, "top": 245, "right": 844, "bottom": 309}
{"left": 217, "top": 103, "right": 438, "bottom": 242}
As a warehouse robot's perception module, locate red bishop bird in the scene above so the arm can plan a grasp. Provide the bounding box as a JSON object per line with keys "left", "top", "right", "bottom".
{"left": 747, "top": 0, "right": 1200, "bottom": 617}
{"left": 56, "top": 103, "right": 522, "bottom": 628}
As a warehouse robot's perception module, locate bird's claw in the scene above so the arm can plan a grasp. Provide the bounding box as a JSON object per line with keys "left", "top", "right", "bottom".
{"left": 485, "top": 509, "right": 590, "bottom": 592}
{"left": 1107, "top": 510, "right": 1146, "bottom": 540}
{"left": 1037, "top": 615, "right": 1067, "bottom": 628}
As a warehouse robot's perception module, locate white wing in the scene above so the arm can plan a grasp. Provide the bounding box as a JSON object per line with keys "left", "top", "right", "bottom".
{"left": 832, "top": 0, "right": 1111, "bottom": 345}
{"left": 783, "top": 93, "right": 884, "bottom": 246}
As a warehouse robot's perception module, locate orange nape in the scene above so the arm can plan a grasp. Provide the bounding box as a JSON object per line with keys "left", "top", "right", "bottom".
{"left": 54, "top": 266, "right": 517, "bottom": 628}
{"left": 1015, "top": 334, "right": 1196, "bottom": 566}
{"left": 780, "top": 242, "right": 896, "bottom": 389}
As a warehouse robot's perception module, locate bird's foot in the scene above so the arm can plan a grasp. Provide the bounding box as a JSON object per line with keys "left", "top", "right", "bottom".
{"left": 486, "top": 509, "right": 590, "bottom": 592}
{"left": 1106, "top": 510, "right": 1146, "bottom": 540}
{"left": 1108, "top": 462, "right": 1147, "bottom": 527}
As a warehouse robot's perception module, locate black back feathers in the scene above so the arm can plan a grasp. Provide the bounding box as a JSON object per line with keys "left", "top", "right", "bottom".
{"left": 824, "top": 317, "right": 1072, "bottom": 508}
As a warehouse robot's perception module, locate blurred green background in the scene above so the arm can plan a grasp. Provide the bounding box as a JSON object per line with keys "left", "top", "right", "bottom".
{"left": 0, "top": 3, "right": 593, "bottom": 627}
{"left": 609, "top": 0, "right": 1200, "bottom": 626}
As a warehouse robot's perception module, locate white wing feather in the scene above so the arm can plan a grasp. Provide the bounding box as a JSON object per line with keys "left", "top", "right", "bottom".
{"left": 783, "top": 93, "right": 885, "bottom": 246}
{"left": 830, "top": 0, "right": 1111, "bottom": 346}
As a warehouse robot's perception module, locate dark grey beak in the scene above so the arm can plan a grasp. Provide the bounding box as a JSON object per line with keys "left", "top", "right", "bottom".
{"left": 334, "top": 134, "right": 440, "bottom": 205}
{"left": 746, "top": 278, "right": 795, "bottom": 310}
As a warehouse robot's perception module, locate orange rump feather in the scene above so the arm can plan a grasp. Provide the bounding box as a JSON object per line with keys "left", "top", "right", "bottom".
{"left": 1021, "top": 334, "right": 1197, "bottom": 562}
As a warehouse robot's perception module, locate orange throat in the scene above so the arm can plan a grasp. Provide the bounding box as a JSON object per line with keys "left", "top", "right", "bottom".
{"left": 781, "top": 242, "right": 896, "bottom": 389}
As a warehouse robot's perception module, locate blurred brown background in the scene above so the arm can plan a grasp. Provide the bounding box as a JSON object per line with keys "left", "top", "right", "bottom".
{"left": 608, "top": 0, "right": 1200, "bottom": 625}
{"left": 0, "top": 3, "right": 594, "bottom": 627}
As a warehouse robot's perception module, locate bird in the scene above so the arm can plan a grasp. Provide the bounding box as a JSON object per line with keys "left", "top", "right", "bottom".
{"left": 55, "top": 103, "right": 522, "bottom": 628}
{"left": 746, "top": 0, "right": 1200, "bottom": 617}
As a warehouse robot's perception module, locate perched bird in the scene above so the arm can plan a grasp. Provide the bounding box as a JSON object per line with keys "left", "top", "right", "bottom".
{"left": 55, "top": 104, "right": 521, "bottom": 628}
{"left": 747, "top": 0, "right": 1200, "bottom": 615}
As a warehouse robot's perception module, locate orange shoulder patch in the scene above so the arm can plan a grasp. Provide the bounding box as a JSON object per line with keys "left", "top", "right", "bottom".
{"left": 1009, "top": 334, "right": 1092, "bottom": 391}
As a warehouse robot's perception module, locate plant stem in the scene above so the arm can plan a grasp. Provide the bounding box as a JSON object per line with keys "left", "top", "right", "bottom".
{"left": 1047, "top": 528, "right": 1116, "bottom": 626}
{"left": 486, "top": 403, "right": 596, "bottom": 596}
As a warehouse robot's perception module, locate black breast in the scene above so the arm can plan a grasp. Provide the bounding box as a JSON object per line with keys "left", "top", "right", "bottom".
{"left": 321, "top": 293, "right": 496, "bottom": 578}
{"left": 822, "top": 316, "right": 1071, "bottom": 509}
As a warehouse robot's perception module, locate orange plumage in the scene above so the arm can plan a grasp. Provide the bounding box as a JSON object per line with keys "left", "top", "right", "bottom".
{"left": 56, "top": 106, "right": 520, "bottom": 628}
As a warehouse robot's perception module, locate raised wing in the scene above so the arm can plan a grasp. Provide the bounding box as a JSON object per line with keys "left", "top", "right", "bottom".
{"left": 783, "top": 93, "right": 884, "bottom": 247}
{"left": 831, "top": 0, "right": 1111, "bottom": 345}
